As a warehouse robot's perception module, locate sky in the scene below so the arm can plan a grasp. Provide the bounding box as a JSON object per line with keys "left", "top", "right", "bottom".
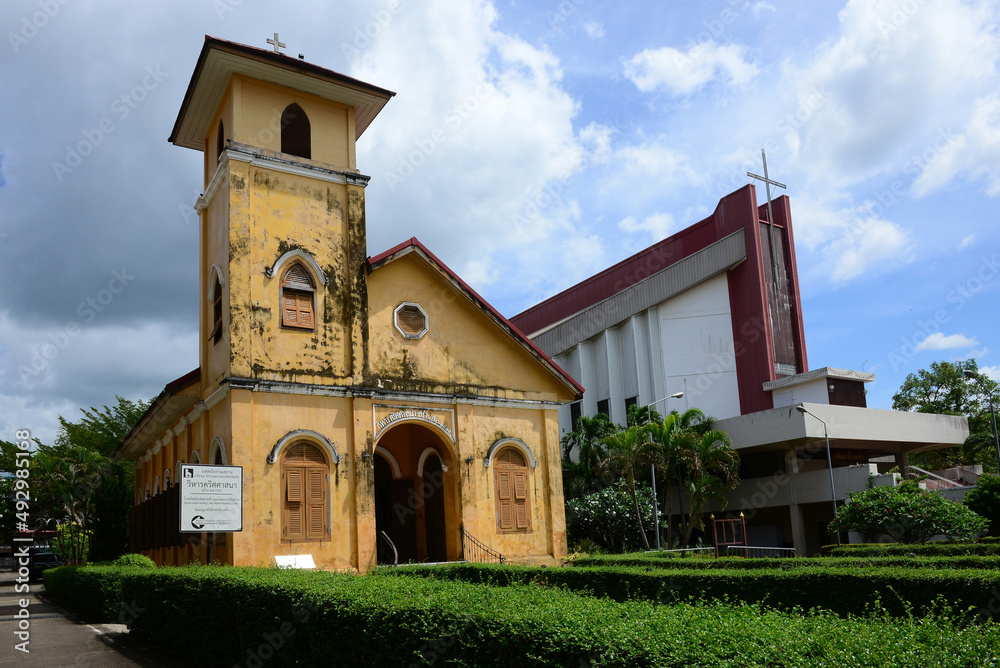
{"left": 1, "top": 0, "right": 998, "bottom": 444}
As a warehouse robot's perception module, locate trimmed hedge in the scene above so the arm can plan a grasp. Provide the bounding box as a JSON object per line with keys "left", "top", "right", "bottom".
{"left": 820, "top": 542, "right": 1000, "bottom": 557}
{"left": 573, "top": 553, "right": 1000, "bottom": 571}
{"left": 41, "top": 564, "right": 1000, "bottom": 667}
{"left": 381, "top": 562, "right": 1000, "bottom": 619}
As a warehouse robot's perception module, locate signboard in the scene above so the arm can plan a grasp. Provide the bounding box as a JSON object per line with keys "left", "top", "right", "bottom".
{"left": 178, "top": 464, "right": 243, "bottom": 533}
{"left": 373, "top": 404, "right": 455, "bottom": 442}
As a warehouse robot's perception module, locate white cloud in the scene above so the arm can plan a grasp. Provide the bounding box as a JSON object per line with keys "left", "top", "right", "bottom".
{"left": 911, "top": 95, "right": 1000, "bottom": 197}
{"left": 783, "top": 0, "right": 1000, "bottom": 186}
{"left": 624, "top": 41, "right": 759, "bottom": 95}
{"left": 618, "top": 213, "right": 676, "bottom": 239}
{"left": 351, "top": 0, "right": 604, "bottom": 302}
{"left": 916, "top": 332, "right": 980, "bottom": 351}
{"left": 793, "top": 195, "right": 914, "bottom": 282}
{"left": 960, "top": 234, "right": 977, "bottom": 249}
{"left": 749, "top": 1, "right": 776, "bottom": 16}
{"left": 981, "top": 365, "right": 1000, "bottom": 381}
{"left": 583, "top": 20, "right": 605, "bottom": 39}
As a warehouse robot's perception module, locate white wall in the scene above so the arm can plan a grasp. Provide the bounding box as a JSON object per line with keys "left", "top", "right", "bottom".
{"left": 657, "top": 274, "right": 741, "bottom": 420}
{"left": 555, "top": 273, "right": 743, "bottom": 436}
{"left": 771, "top": 377, "right": 830, "bottom": 408}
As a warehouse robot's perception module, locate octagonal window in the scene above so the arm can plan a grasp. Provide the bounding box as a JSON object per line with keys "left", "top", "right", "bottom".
{"left": 394, "top": 302, "right": 428, "bottom": 339}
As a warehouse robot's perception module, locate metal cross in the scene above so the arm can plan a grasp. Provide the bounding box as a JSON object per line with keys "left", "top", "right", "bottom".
{"left": 748, "top": 150, "right": 786, "bottom": 295}
{"left": 267, "top": 33, "right": 286, "bottom": 53}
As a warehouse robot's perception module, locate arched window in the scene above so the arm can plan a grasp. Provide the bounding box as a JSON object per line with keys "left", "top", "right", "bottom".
{"left": 281, "top": 103, "right": 311, "bottom": 159}
{"left": 281, "top": 263, "right": 315, "bottom": 330}
{"left": 282, "top": 443, "right": 329, "bottom": 542}
{"left": 163, "top": 470, "right": 171, "bottom": 489}
{"left": 153, "top": 477, "right": 161, "bottom": 496}
{"left": 211, "top": 273, "right": 223, "bottom": 344}
{"left": 216, "top": 119, "right": 226, "bottom": 162}
{"left": 494, "top": 448, "right": 531, "bottom": 533}
{"left": 144, "top": 483, "right": 151, "bottom": 501}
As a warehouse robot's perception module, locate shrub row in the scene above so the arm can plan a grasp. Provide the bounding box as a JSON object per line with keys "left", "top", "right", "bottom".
{"left": 820, "top": 542, "right": 1000, "bottom": 557}
{"left": 43, "top": 564, "right": 1000, "bottom": 667}
{"left": 382, "top": 562, "right": 1000, "bottom": 619}
{"left": 573, "top": 553, "right": 1000, "bottom": 571}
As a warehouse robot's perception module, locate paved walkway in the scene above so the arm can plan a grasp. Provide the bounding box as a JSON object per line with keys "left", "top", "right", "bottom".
{"left": 0, "top": 570, "right": 181, "bottom": 667}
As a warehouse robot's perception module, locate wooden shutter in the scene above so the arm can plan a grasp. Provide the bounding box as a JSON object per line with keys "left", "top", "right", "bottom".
{"left": 306, "top": 469, "right": 326, "bottom": 539}
{"left": 281, "top": 264, "right": 316, "bottom": 330}
{"left": 494, "top": 448, "right": 531, "bottom": 534}
{"left": 282, "top": 444, "right": 328, "bottom": 542}
{"left": 513, "top": 471, "right": 530, "bottom": 530}
{"left": 496, "top": 470, "right": 513, "bottom": 530}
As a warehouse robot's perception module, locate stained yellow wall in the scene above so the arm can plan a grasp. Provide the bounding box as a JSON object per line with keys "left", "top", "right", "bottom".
{"left": 366, "top": 252, "right": 574, "bottom": 403}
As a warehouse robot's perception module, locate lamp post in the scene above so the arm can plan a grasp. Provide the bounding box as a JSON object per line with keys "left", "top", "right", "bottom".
{"left": 648, "top": 392, "right": 684, "bottom": 550}
{"left": 964, "top": 370, "right": 1000, "bottom": 471}
{"left": 796, "top": 404, "right": 840, "bottom": 546}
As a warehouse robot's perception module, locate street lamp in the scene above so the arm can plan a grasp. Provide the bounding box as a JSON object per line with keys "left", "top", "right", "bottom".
{"left": 648, "top": 392, "right": 684, "bottom": 550}
{"left": 964, "top": 370, "right": 1000, "bottom": 471}
{"left": 796, "top": 404, "right": 841, "bottom": 546}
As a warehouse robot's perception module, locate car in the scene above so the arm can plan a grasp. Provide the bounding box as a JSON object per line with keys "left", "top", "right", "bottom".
{"left": 28, "top": 549, "right": 62, "bottom": 582}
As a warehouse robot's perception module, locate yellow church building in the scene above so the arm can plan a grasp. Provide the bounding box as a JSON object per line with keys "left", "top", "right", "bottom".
{"left": 114, "top": 36, "right": 582, "bottom": 571}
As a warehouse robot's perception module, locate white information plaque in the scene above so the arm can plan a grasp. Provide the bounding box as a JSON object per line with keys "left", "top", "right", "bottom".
{"left": 178, "top": 464, "right": 243, "bottom": 533}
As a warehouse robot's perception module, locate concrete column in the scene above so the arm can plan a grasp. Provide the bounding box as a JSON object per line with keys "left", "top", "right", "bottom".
{"left": 894, "top": 451, "right": 909, "bottom": 474}
{"left": 788, "top": 503, "right": 807, "bottom": 556}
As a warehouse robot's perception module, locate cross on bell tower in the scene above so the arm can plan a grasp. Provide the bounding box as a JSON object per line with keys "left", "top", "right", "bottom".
{"left": 266, "top": 32, "right": 286, "bottom": 53}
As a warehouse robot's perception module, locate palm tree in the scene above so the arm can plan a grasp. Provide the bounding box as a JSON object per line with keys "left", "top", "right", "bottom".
{"left": 600, "top": 425, "right": 656, "bottom": 550}
{"left": 677, "top": 429, "right": 740, "bottom": 548}
{"left": 561, "top": 413, "right": 616, "bottom": 497}
{"left": 644, "top": 408, "right": 710, "bottom": 548}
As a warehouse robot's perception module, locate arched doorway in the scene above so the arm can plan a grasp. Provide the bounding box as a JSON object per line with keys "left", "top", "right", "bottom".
{"left": 373, "top": 422, "right": 457, "bottom": 564}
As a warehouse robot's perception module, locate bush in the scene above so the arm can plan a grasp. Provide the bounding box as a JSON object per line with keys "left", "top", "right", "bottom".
{"left": 112, "top": 553, "right": 156, "bottom": 568}
{"left": 829, "top": 483, "right": 988, "bottom": 542}
{"left": 820, "top": 542, "right": 1000, "bottom": 557}
{"left": 565, "top": 480, "right": 659, "bottom": 553}
{"left": 41, "top": 564, "right": 1000, "bottom": 667}
{"left": 383, "top": 561, "right": 1000, "bottom": 619}
{"left": 572, "top": 553, "right": 1000, "bottom": 571}
{"left": 965, "top": 475, "right": 1000, "bottom": 536}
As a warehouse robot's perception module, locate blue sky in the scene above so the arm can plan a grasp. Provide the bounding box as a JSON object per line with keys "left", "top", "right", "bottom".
{"left": 0, "top": 0, "right": 998, "bottom": 443}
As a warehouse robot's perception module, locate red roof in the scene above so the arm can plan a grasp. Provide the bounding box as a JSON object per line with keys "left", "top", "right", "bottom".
{"left": 367, "top": 237, "right": 584, "bottom": 396}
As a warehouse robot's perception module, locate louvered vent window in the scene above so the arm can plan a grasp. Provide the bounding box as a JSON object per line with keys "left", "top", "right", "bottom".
{"left": 494, "top": 448, "right": 532, "bottom": 534}
{"left": 281, "top": 263, "right": 316, "bottom": 330}
{"left": 282, "top": 443, "right": 328, "bottom": 543}
{"left": 393, "top": 302, "right": 428, "bottom": 339}
{"left": 210, "top": 275, "right": 223, "bottom": 345}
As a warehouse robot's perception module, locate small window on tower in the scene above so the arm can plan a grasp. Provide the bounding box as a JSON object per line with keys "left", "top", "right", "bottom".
{"left": 281, "top": 263, "right": 316, "bottom": 330}
{"left": 216, "top": 119, "right": 225, "bottom": 162}
{"left": 211, "top": 275, "right": 223, "bottom": 345}
{"left": 393, "top": 302, "right": 428, "bottom": 339}
{"left": 281, "top": 103, "right": 311, "bottom": 160}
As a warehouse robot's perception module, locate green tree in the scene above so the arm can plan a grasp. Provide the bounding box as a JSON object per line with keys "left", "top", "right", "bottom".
{"left": 644, "top": 408, "right": 711, "bottom": 548}
{"left": 892, "top": 360, "right": 999, "bottom": 471}
{"left": 561, "top": 413, "right": 616, "bottom": 499}
{"left": 964, "top": 474, "right": 1000, "bottom": 537}
{"left": 600, "top": 425, "right": 657, "bottom": 550}
{"left": 0, "top": 440, "right": 24, "bottom": 544}
{"left": 830, "top": 481, "right": 987, "bottom": 543}
{"left": 31, "top": 444, "right": 109, "bottom": 563}
{"left": 626, "top": 404, "right": 661, "bottom": 428}
{"left": 565, "top": 480, "right": 659, "bottom": 553}
{"left": 676, "top": 428, "right": 740, "bottom": 548}
{"left": 31, "top": 396, "right": 150, "bottom": 562}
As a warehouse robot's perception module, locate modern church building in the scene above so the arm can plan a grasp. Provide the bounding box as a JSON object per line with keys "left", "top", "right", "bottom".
{"left": 114, "top": 37, "right": 581, "bottom": 570}
{"left": 512, "top": 186, "right": 969, "bottom": 555}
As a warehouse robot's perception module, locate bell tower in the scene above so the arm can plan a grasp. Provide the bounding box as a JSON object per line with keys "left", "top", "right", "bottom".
{"left": 169, "top": 36, "right": 394, "bottom": 393}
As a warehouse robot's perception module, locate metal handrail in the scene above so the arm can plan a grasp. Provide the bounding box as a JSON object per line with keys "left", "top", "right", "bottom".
{"left": 907, "top": 465, "right": 964, "bottom": 488}
{"left": 461, "top": 528, "right": 505, "bottom": 564}
{"left": 377, "top": 530, "right": 398, "bottom": 565}
{"left": 725, "top": 545, "right": 797, "bottom": 558}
